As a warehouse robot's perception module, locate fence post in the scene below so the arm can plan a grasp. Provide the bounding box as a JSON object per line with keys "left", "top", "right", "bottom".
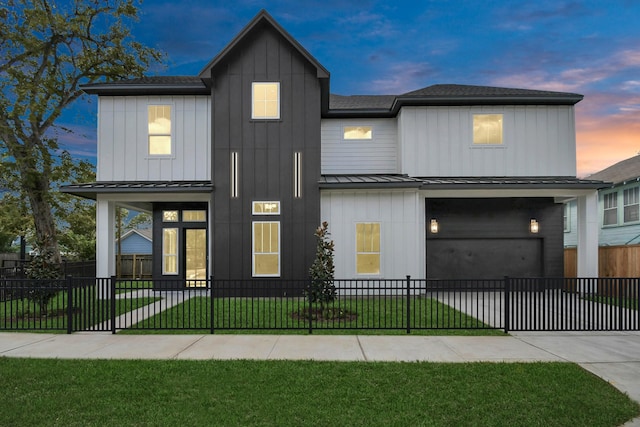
{"left": 308, "top": 277, "right": 313, "bottom": 335}
{"left": 406, "top": 275, "right": 411, "bottom": 334}
{"left": 66, "top": 275, "right": 73, "bottom": 334}
{"left": 210, "top": 276, "right": 215, "bottom": 335}
{"left": 504, "top": 276, "right": 510, "bottom": 334}
{"left": 110, "top": 276, "right": 117, "bottom": 334}
{"left": 618, "top": 278, "right": 624, "bottom": 331}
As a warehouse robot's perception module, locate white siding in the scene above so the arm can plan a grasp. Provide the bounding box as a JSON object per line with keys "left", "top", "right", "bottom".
{"left": 97, "top": 96, "right": 211, "bottom": 181}
{"left": 321, "top": 119, "right": 398, "bottom": 174}
{"left": 398, "top": 105, "right": 577, "bottom": 177}
{"left": 321, "top": 190, "right": 423, "bottom": 279}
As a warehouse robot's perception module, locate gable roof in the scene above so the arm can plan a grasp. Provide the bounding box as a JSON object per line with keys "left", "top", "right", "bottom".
{"left": 588, "top": 155, "right": 640, "bottom": 185}
{"left": 198, "top": 10, "right": 329, "bottom": 80}
{"left": 117, "top": 228, "right": 152, "bottom": 243}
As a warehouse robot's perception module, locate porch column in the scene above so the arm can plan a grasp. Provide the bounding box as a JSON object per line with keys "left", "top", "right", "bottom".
{"left": 576, "top": 191, "right": 599, "bottom": 277}
{"left": 96, "top": 197, "right": 116, "bottom": 278}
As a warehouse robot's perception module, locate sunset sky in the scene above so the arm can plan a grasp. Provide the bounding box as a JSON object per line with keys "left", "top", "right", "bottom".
{"left": 59, "top": 0, "right": 640, "bottom": 177}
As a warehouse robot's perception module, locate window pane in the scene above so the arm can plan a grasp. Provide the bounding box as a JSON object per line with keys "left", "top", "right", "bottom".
{"left": 473, "top": 114, "right": 503, "bottom": 144}
{"left": 252, "top": 82, "right": 279, "bottom": 119}
{"left": 253, "top": 201, "right": 280, "bottom": 215}
{"left": 253, "top": 221, "right": 279, "bottom": 276}
{"left": 604, "top": 209, "right": 617, "bottom": 226}
{"left": 186, "top": 229, "right": 207, "bottom": 283}
{"left": 149, "top": 135, "right": 172, "bottom": 155}
{"left": 344, "top": 126, "right": 372, "bottom": 140}
{"left": 624, "top": 205, "right": 639, "bottom": 223}
{"left": 183, "top": 210, "right": 206, "bottom": 222}
{"left": 356, "top": 222, "right": 380, "bottom": 275}
{"left": 163, "top": 210, "right": 179, "bottom": 222}
{"left": 148, "top": 105, "right": 171, "bottom": 155}
{"left": 162, "top": 228, "right": 178, "bottom": 275}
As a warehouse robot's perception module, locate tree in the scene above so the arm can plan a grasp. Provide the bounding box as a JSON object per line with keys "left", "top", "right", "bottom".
{"left": 306, "top": 221, "right": 337, "bottom": 315}
{"left": 0, "top": 0, "right": 163, "bottom": 270}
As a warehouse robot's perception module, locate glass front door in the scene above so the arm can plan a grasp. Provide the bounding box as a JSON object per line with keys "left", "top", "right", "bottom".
{"left": 186, "top": 228, "right": 207, "bottom": 287}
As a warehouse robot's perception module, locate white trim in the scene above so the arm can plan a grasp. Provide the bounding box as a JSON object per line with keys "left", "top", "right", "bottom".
{"left": 231, "top": 152, "right": 239, "bottom": 198}
{"left": 294, "top": 152, "right": 302, "bottom": 198}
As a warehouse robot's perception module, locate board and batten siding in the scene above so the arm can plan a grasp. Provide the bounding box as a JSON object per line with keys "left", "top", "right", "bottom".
{"left": 97, "top": 96, "right": 211, "bottom": 182}
{"left": 321, "top": 119, "right": 398, "bottom": 174}
{"left": 398, "top": 105, "right": 577, "bottom": 177}
{"left": 321, "top": 190, "right": 423, "bottom": 279}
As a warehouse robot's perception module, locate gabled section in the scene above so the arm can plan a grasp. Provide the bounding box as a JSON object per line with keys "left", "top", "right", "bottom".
{"left": 198, "top": 9, "right": 330, "bottom": 80}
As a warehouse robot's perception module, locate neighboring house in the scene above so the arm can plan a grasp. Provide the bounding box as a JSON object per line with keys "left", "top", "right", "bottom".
{"left": 117, "top": 228, "right": 152, "bottom": 255}
{"left": 565, "top": 155, "right": 640, "bottom": 246}
{"left": 62, "top": 10, "right": 603, "bottom": 287}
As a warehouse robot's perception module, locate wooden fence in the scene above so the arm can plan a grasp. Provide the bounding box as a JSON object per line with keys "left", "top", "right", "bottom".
{"left": 565, "top": 244, "right": 640, "bottom": 277}
{"left": 116, "top": 254, "right": 152, "bottom": 278}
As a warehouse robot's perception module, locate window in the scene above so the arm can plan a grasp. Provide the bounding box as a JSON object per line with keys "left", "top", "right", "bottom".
{"left": 356, "top": 223, "right": 380, "bottom": 275}
{"left": 603, "top": 192, "right": 618, "bottom": 226}
{"left": 148, "top": 105, "right": 172, "bottom": 155}
{"left": 473, "top": 114, "right": 503, "bottom": 145}
{"left": 252, "top": 82, "right": 280, "bottom": 119}
{"left": 162, "top": 228, "right": 178, "bottom": 275}
{"left": 253, "top": 221, "right": 280, "bottom": 276}
{"left": 343, "top": 126, "right": 372, "bottom": 140}
{"left": 162, "top": 210, "right": 179, "bottom": 222}
{"left": 624, "top": 187, "right": 639, "bottom": 223}
{"left": 252, "top": 201, "right": 280, "bottom": 215}
{"left": 563, "top": 204, "right": 570, "bottom": 232}
{"left": 183, "top": 210, "right": 206, "bottom": 222}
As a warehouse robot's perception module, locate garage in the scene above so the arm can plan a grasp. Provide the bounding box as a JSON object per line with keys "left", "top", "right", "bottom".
{"left": 425, "top": 198, "right": 563, "bottom": 279}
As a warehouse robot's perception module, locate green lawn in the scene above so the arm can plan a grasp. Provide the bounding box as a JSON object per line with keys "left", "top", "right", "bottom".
{"left": 0, "top": 358, "right": 637, "bottom": 426}
{"left": 123, "top": 296, "right": 505, "bottom": 335}
{"left": 587, "top": 295, "right": 638, "bottom": 310}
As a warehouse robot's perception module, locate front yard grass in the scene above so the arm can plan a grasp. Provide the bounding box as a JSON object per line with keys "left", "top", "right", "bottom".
{"left": 123, "top": 296, "right": 505, "bottom": 335}
{"left": 0, "top": 358, "right": 637, "bottom": 426}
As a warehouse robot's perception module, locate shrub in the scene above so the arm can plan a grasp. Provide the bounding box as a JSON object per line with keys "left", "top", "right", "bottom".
{"left": 24, "top": 248, "right": 62, "bottom": 315}
{"left": 306, "top": 221, "right": 336, "bottom": 314}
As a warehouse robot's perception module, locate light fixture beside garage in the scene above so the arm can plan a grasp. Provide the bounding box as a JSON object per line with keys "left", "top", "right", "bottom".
{"left": 530, "top": 219, "right": 539, "bottom": 234}
{"left": 430, "top": 218, "right": 439, "bottom": 234}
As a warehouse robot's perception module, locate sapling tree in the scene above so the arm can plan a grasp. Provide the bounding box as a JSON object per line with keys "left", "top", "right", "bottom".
{"left": 306, "top": 221, "right": 337, "bottom": 314}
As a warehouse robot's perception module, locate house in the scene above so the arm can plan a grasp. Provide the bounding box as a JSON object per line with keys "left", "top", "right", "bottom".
{"left": 566, "top": 155, "right": 640, "bottom": 247}
{"left": 117, "top": 228, "right": 152, "bottom": 255}
{"left": 62, "top": 10, "right": 604, "bottom": 287}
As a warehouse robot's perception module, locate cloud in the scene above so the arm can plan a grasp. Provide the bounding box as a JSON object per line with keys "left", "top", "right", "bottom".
{"left": 369, "top": 62, "right": 436, "bottom": 94}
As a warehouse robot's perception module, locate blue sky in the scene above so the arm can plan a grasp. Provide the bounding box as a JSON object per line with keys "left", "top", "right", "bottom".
{"left": 59, "top": 0, "right": 640, "bottom": 176}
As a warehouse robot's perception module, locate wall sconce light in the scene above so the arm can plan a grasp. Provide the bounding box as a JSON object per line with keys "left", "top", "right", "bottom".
{"left": 530, "top": 219, "right": 539, "bottom": 234}
{"left": 430, "top": 218, "right": 439, "bottom": 234}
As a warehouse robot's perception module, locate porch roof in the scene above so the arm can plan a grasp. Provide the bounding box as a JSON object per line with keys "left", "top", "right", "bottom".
{"left": 60, "top": 181, "right": 213, "bottom": 199}
{"left": 319, "top": 175, "right": 609, "bottom": 190}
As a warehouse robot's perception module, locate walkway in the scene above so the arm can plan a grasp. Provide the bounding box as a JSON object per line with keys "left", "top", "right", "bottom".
{"left": 1, "top": 331, "right": 639, "bottom": 425}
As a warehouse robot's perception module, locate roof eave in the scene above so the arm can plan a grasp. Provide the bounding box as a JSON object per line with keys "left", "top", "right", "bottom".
{"left": 392, "top": 95, "right": 584, "bottom": 110}
{"left": 80, "top": 83, "right": 209, "bottom": 96}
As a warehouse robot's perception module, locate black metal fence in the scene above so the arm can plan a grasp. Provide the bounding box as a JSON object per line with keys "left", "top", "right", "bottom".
{"left": 0, "top": 276, "right": 637, "bottom": 333}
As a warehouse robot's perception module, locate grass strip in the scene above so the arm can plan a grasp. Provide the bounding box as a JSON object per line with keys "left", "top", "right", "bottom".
{"left": 0, "top": 359, "right": 637, "bottom": 426}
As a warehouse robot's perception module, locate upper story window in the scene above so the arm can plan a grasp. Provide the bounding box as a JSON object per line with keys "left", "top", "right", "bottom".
{"left": 344, "top": 126, "right": 372, "bottom": 140}
{"left": 148, "top": 105, "right": 172, "bottom": 155}
{"left": 473, "top": 114, "right": 503, "bottom": 145}
{"left": 252, "top": 82, "right": 280, "bottom": 119}
{"left": 624, "top": 187, "right": 639, "bottom": 223}
{"left": 603, "top": 192, "right": 618, "bottom": 226}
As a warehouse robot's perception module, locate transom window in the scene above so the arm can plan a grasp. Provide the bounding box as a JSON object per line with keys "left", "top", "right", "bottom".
{"left": 183, "top": 210, "right": 206, "bottom": 222}
{"left": 148, "top": 105, "right": 172, "bottom": 155}
{"left": 473, "top": 114, "right": 503, "bottom": 145}
{"left": 344, "top": 126, "right": 372, "bottom": 140}
{"left": 252, "top": 201, "right": 280, "bottom": 215}
{"left": 355, "top": 222, "right": 380, "bottom": 275}
{"left": 603, "top": 192, "right": 618, "bottom": 226}
{"left": 162, "top": 210, "right": 179, "bottom": 222}
{"left": 624, "top": 187, "right": 639, "bottom": 223}
{"left": 253, "top": 221, "right": 280, "bottom": 276}
{"left": 252, "top": 82, "right": 280, "bottom": 119}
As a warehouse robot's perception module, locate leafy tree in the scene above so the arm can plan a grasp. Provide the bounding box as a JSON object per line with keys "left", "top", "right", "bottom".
{"left": 23, "top": 246, "right": 61, "bottom": 315}
{"left": 306, "top": 221, "right": 337, "bottom": 314}
{"left": 0, "top": 0, "right": 163, "bottom": 269}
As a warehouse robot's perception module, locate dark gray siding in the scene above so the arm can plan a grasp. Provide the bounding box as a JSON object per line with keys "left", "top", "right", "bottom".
{"left": 210, "top": 22, "right": 321, "bottom": 280}
{"left": 426, "top": 198, "right": 563, "bottom": 279}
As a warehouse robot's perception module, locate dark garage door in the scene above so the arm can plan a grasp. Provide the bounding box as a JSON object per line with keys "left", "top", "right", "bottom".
{"left": 427, "top": 238, "right": 543, "bottom": 279}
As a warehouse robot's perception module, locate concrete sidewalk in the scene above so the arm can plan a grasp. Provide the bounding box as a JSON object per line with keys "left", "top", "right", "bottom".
{"left": 1, "top": 331, "right": 640, "bottom": 425}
